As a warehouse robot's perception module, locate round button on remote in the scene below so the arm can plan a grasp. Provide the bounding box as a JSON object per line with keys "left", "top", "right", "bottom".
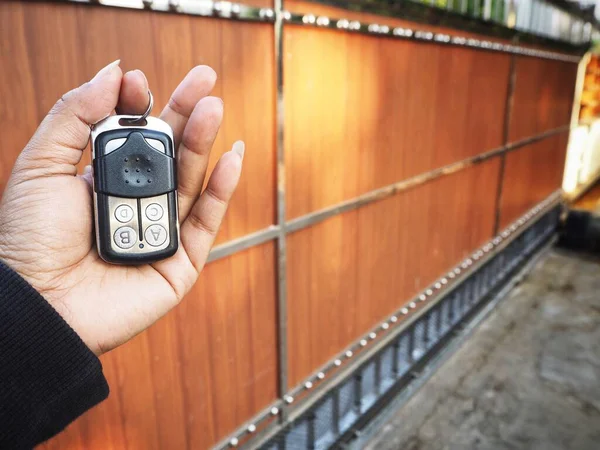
{"left": 114, "top": 226, "right": 137, "bottom": 249}
{"left": 145, "top": 224, "right": 168, "bottom": 247}
{"left": 114, "top": 204, "right": 135, "bottom": 223}
{"left": 145, "top": 203, "right": 164, "bottom": 221}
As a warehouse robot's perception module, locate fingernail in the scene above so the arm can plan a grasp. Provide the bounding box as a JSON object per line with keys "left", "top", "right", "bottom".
{"left": 232, "top": 140, "right": 245, "bottom": 160}
{"left": 92, "top": 59, "right": 121, "bottom": 82}
{"left": 132, "top": 69, "right": 149, "bottom": 89}
{"left": 83, "top": 165, "right": 92, "bottom": 174}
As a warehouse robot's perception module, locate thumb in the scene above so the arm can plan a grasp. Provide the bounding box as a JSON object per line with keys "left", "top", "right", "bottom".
{"left": 17, "top": 60, "right": 123, "bottom": 176}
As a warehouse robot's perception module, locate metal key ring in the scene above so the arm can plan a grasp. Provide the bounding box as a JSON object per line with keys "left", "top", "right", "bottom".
{"left": 125, "top": 90, "right": 154, "bottom": 123}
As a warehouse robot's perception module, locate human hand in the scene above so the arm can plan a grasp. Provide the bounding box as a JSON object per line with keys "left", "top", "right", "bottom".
{"left": 0, "top": 60, "right": 243, "bottom": 355}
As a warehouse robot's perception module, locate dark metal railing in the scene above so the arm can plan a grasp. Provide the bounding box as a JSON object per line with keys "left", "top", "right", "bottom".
{"left": 257, "top": 203, "right": 560, "bottom": 450}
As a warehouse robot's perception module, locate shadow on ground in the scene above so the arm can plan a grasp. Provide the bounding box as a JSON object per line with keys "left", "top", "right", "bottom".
{"left": 365, "top": 249, "right": 600, "bottom": 450}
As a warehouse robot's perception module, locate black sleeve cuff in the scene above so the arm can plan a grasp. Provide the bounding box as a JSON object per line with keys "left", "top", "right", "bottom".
{"left": 0, "top": 260, "right": 109, "bottom": 449}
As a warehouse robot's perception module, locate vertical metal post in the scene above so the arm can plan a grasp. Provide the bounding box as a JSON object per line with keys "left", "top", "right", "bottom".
{"left": 493, "top": 50, "right": 517, "bottom": 235}
{"left": 506, "top": 0, "right": 517, "bottom": 28}
{"left": 497, "top": 255, "right": 504, "bottom": 284}
{"left": 407, "top": 327, "right": 415, "bottom": 364}
{"left": 460, "top": 286, "right": 467, "bottom": 316}
{"left": 528, "top": 0, "right": 536, "bottom": 33}
{"left": 332, "top": 389, "right": 341, "bottom": 436}
{"left": 455, "top": 290, "right": 463, "bottom": 321}
{"left": 374, "top": 356, "right": 382, "bottom": 396}
{"left": 354, "top": 375, "right": 363, "bottom": 414}
{"left": 517, "top": 235, "right": 524, "bottom": 262}
{"left": 443, "top": 298, "right": 452, "bottom": 332}
{"left": 422, "top": 314, "right": 431, "bottom": 349}
{"left": 274, "top": 0, "right": 289, "bottom": 419}
{"left": 482, "top": 265, "right": 489, "bottom": 297}
{"left": 490, "top": 257, "right": 498, "bottom": 286}
{"left": 392, "top": 340, "right": 400, "bottom": 377}
{"left": 493, "top": 0, "right": 501, "bottom": 23}
{"left": 484, "top": 0, "right": 492, "bottom": 20}
{"left": 453, "top": 292, "right": 460, "bottom": 321}
{"left": 448, "top": 293, "right": 456, "bottom": 324}
{"left": 435, "top": 305, "right": 443, "bottom": 338}
{"left": 477, "top": 268, "right": 485, "bottom": 300}
{"left": 307, "top": 414, "right": 316, "bottom": 450}
{"left": 510, "top": 240, "right": 517, "bottom": 270}
{"left": 459, "top": 282, "right": 468, "bottom": 315}
{"left": 462, "top": 280, "right": 471, "bottom": 311}
{"left": 473, "top": 273, "right": 481, "bottom": 305}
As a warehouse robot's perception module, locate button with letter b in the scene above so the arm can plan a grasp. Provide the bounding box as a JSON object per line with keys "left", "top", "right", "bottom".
{"left": 114, "top": 226, "right": 137, "bottom": 249}
{"left": 145, "top": 224, "right": 168, "bottom": 247}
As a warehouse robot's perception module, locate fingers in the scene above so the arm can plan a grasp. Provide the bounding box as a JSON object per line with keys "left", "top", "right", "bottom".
{"left": 176, "top": 96, "right": 223, "bottom": 221}
{"left": 157, "top": 65, "right": 219, "bottom": 222}
{"left": 117, "top": 69, "right": 149, "bottom": 115}
{"left": 159, "top": 65, "right": 217, "bottom": 148}
{"left": 77, "top": 165, "right": 93, "bottom": 195}
{"left": 181, "top": 141, "right": 244, "bottom": 273}
{"left": 17, "top": 60, "right": 122, "bottom": 176}
{"left": 114, "top": 66, "right": 221, "bottom": 222}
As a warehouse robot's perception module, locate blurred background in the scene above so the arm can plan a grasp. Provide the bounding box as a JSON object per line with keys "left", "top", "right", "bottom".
{"left": 1, "top": 0, "right": 600, "bottom": 448}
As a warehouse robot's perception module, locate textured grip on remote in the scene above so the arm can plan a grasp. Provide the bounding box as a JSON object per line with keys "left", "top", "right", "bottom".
{"left": 94, "top": 131, "right": 176, "bottom": 198}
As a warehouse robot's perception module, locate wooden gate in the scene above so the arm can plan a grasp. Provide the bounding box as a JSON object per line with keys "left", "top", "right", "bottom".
{"left": 0, "top": 0, "right": 580, "bottom": 448}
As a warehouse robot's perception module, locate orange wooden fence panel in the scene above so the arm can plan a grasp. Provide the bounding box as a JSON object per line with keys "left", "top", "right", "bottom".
{"left": 287, "top": 158, "right": 500, "bottom": 385}
{"left": 0, "top": 1, "right": 276, "bottom": 244}
{"left": 510, "top": 57, "right": 577, "bottom": 142}
{"left": 499, "top": 133, "right": 570, "bottom": 229}
{"left": 1, "top": 2, "right": 278, "bottom": 449}
{"left": 40, "top": 242, "right": 278, "bottom": 450}
{"left": 284, "top": 26, "right": 510, "bottom": 219}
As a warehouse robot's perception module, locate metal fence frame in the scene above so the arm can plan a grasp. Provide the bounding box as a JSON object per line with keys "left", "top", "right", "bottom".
{"left": 215, "top": 191, "right": 563, "bottom": 449}
{"left": 33, "top": 1, "right": 582, "bottom": 448}
{"left": 259, "top": 205, "right": 560, "bottom": 450}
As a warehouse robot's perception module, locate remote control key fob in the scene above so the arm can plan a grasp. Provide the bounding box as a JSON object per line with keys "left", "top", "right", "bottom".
{"left": 91, "top": 109, "right": 179, "bottom": 264}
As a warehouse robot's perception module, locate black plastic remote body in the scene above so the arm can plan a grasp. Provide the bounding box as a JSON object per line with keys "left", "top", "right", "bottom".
{"left": 91, "top": 116, "right": 179, "bottom": 264}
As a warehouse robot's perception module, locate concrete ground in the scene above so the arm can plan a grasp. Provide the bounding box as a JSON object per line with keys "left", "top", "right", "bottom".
{"left": 365, "top": 249, "right": 600, "bottom": 450}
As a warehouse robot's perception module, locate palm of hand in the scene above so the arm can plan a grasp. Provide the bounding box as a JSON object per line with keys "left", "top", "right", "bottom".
{"left": 0, "top": 62, "right": 243, "bottom": 355}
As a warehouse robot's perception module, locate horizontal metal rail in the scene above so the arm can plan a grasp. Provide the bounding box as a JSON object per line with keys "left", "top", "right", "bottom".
{"left": 37, "top": 0, "right": 583, "bottom": 60}
{"left": 207, "top": 225, "right": 280, "bottom": 263}
{"left": 286, "top": 126, "right": 570, "bottom": 235}
{"left": 205, "top": 126, "right": 571, "bottom": 264}
{"left": 40, "top": 0, "right": 273, "bottom": 22}
{"left": 307, "top": 0, "right": 595, "bottom": 47}
{"left": 284, "top": 12, "right": 580, "bottom": 63}
{"left": 213, "top": 189, "right": 562, "bottom": 449}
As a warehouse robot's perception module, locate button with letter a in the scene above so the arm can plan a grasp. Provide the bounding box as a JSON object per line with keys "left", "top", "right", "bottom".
{"left": 145, "top": 224, "right": 168, "bottom": 247}
{"left": 114, "top": 226, "right": 137, "bottom": 249}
